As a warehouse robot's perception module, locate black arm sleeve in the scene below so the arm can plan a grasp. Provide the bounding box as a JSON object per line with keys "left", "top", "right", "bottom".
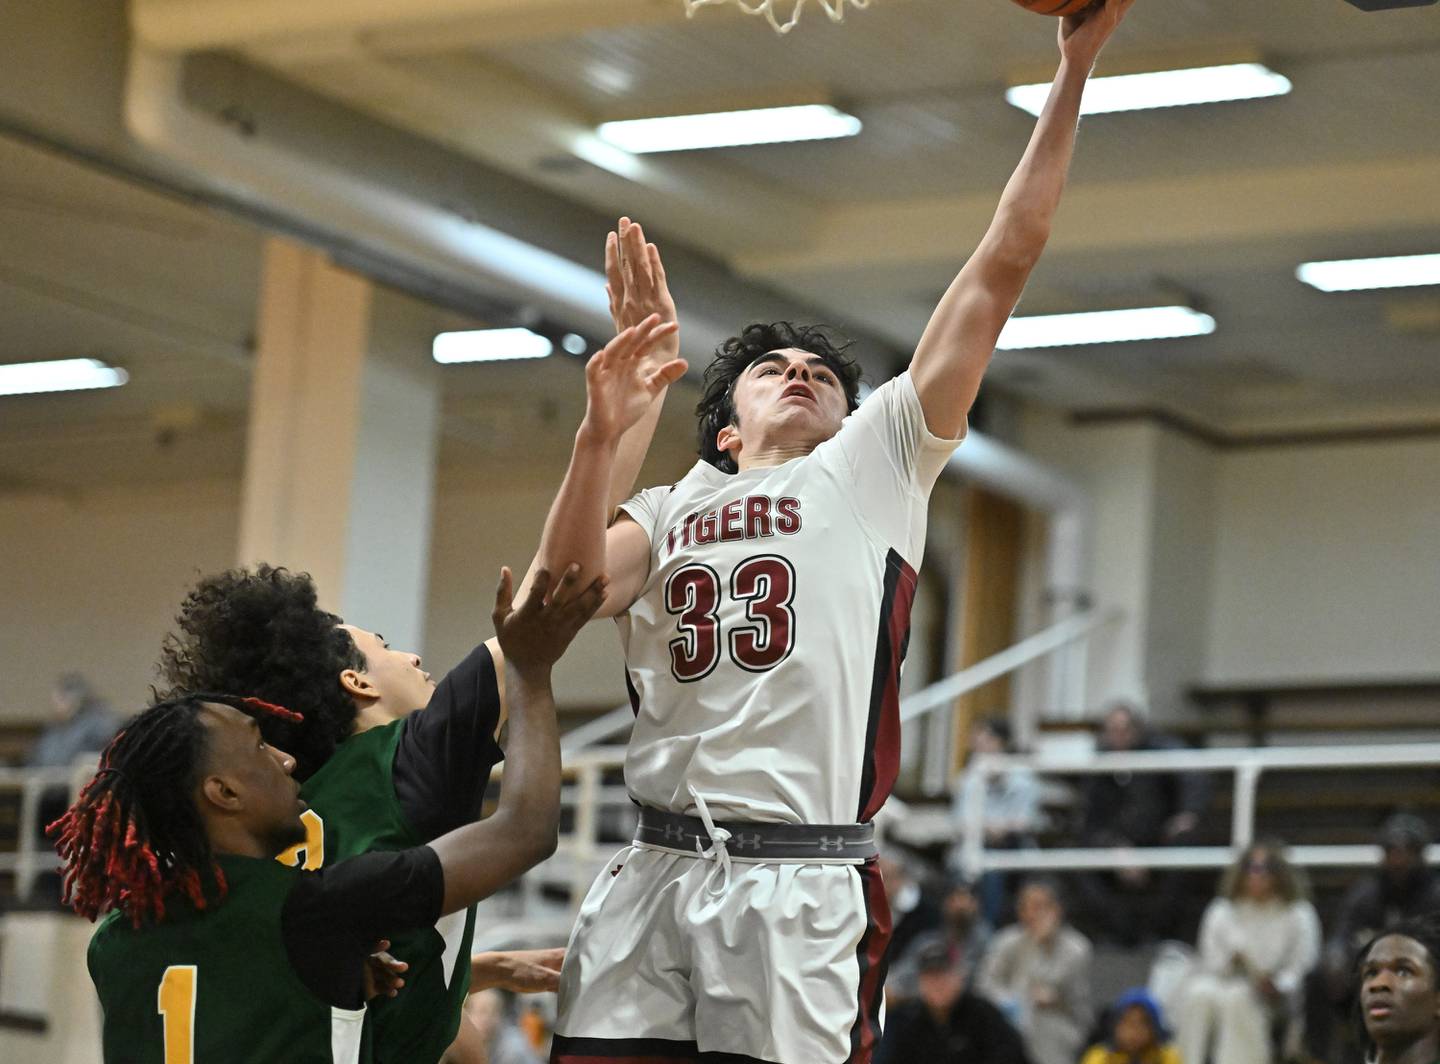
{"left": 281, "top": 846, "right": 445, "bottom": 1009}
{"left": 392, "top": 643, "right": 505, "bottom": 841}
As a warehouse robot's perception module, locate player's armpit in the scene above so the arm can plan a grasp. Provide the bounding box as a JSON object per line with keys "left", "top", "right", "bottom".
{"left": 595, "top": 513, "right": 652, "bottom": 619}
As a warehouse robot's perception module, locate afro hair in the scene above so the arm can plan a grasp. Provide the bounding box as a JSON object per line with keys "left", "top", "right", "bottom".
{"left": 158, "top": 565, "right": 365, "bottom": 780}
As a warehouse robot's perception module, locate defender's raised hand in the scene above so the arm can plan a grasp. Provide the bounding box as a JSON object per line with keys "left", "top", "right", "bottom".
{"left": 579, "top": 314, "right": 685, "bottom": 445}
{"left": 492, "top": 565, "right": 606, "bottom": 676}
{"left": 1059, "top": 0, "right": 1137, "bottom": 67}
{"left": 606, "top": 217, "right": 680, "bottom": 365}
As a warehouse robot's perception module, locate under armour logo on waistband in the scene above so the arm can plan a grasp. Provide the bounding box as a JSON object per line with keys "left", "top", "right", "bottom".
{"left": 663, "top": 823, "right": 687, "bottom": 842}
{"left": 818, "top": 836, "right": 845, "bottom": 852}
{"left": 732, "top": 832, "right": 762, "bottom": 851}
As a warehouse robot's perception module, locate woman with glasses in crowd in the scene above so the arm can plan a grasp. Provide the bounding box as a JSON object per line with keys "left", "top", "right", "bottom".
{"left": 1176, "top": 839, "right": 1321, "bottom": 1064}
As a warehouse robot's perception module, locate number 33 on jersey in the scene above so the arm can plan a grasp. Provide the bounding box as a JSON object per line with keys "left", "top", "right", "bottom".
{"left": 616, "top": 372, "right": 962, "bottom": 826}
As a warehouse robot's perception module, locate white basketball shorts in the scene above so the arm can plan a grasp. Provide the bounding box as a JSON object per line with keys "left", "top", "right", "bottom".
{"left": 550, "top": 845, "right": 891, "bottom": 1064}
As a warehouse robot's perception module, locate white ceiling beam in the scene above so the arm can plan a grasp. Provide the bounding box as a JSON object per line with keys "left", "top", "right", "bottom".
{"left": 252, "top": 50, "right": 824, "bottom": 254}
{"left": 367, "top": 2, "right": 687, "bottom": 55}
{"left": 132, "top": 0, "right": 680, "bottom": 52}
{"left": 731, "top": 156, "right": 1440, "bottom": 280}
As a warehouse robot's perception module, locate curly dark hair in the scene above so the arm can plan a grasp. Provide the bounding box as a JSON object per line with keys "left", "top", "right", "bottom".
{"left": 695, "top": 321, "right": 864, "bottom": 474}
{"left": 50, "top": 693, "right": 303, "bottom": 926}
{"left": 158, "top": 566, "right": 365, "bottom": 781}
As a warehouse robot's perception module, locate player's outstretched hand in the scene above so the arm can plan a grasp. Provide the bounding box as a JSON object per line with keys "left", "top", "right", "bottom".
{"left": 469, "top": 947, "right": 566, "bottom": 994}
{"left": 1058, "top": 0, "right": 1136, "bottom": 68}
{"left": 606, "top": 217, "right": 680, "bottom": 368}
{"left": 492, "top": 565, "right": 606, "bottom": 676}
{"left": 580, "top": 314, "right": 685, "bottom": 445}
{"left": 363, "top": 940, "right": 408, "bottom": 1000}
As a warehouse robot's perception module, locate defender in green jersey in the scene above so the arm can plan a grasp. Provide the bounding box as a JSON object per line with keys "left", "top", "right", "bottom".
{"left": 158, "top": 229, "right": 683, "bottom": 1064}
{"left": 61, "top": 567, "right": 598, "bottom": 1064}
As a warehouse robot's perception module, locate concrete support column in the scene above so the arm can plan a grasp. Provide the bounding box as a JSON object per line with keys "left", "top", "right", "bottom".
{"left": 238, "top": 236, "right": 439, "bottom": 650}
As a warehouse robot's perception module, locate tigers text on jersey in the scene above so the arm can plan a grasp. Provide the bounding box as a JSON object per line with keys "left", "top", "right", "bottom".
{"left": 617, "top": 372, "right": 962, "bottom": 825}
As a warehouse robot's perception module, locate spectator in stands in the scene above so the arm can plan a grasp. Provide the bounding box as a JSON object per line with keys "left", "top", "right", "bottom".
{"left": 891, "top": 873, "right": 994, "bottom": 1002}
{"left": 1306, "top": 813, "right": 1440, "bottom": 1062}
{"left": 25, "top": 673, "right": 123, "bottom": 904}
{"left": 1075, "top": 700, "right": 1211, "bottom": 945}
{"left": 1356, "top": 917, "right": 1440, "bottom": 1064}
{"left": 878, "top": 935, "right": 1030, "bottom": 1064}
{"left": 1176, "top": 840, "right": 1322, "bottom": 1064}
{"left": 979, "top": 876, "right": 1093, "bottom": 1064}
{"left": 951, "top": 718, "right": 1042, "bottom": 924}
{"left": 26, "top": 672, "right": 121, "bottom": 769}
{"left": 881, "top": 848, "right": 943, "bottom": 967}
{"left": 1080, "top": 988, "right": 1180, "bottom": 1064}
{"left": 465, "top": 988, "right": 543, "bottom": 1064}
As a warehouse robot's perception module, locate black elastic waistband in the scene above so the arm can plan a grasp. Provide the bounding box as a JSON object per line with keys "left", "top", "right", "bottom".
{"left": 635, "top": 806, "right": 878, "bottom": 862}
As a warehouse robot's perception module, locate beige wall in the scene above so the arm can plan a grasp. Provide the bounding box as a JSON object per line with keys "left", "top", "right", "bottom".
{"left": 0, "top": 479, "right": 240, "bottom": 723}
{"left": 1205, "top": 436, "right": 1440, "bottom": 684}
{"left": 5, "top": 424, "right": 1437, "bottom": 728}
{"left": 0, "top": 444, "right": 697, "bottom": 724}
{"left": 1017, "top": 411, "right": 1440, "bottom": 719}
{"left": 1016, "top": 409, "right": 1159, "bottom": 714}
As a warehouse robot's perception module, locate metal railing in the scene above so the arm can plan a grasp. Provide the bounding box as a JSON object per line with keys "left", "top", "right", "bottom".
{"left": 899, "top": 608, "right": 1121, "bottom": 740}
{"left": 530, "top": 609, "right": 1122, "bottom": 913}
{"left": 955, "top": 743, "right": 1440, "bottom": 880}
{"left": 0, "top": 766, "right": 84, "bottom": 901}
{"left": 560, "top": 608, "right": 1122, "bottom": 758}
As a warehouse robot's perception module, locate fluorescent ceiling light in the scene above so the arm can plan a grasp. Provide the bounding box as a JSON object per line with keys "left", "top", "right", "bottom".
{"left": 1296, "top": 253, "right": 1440, "bottom": 292}
{"left": 996, "top": 306, "right": 1217, "bottom": 350}
{"left": 432, "top": 328, "right": 554, "bottom": 364}
{"left": 0, "top": 358, "right": 128, "bottom": 396}
{"left": 1006, "top": 63, "right": 1292, "bottom": 117}
{"left": 597, "top": 104, "right": 861, "bottom": 153}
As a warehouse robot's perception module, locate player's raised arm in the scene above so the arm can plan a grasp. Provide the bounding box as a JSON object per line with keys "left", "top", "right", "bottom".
{"left": 909, "top": 0, "right": 1137, "bottom": 440}
{"left": 430, "top": 565, "right": 603, "bottom": 912}
{"left": 530, "top": 313, "right": 684, "bottom": 615}
{"left": 499, "top": 220, "right": 681, "bottom": 670}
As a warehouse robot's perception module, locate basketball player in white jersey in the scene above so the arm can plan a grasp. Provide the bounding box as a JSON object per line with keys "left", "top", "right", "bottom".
{"left": 541, "top": 3, "right": 1137, "bottom": 1061}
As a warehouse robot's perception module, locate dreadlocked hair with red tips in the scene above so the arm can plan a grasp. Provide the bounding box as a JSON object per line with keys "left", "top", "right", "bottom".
{"left": 48, "top": 692, "right": 304, "bottom": 928}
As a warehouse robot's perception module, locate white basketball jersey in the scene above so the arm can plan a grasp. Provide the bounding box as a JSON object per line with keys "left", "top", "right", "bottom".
{"left": 616, "top": 372, "right": 962, "bottom": 825}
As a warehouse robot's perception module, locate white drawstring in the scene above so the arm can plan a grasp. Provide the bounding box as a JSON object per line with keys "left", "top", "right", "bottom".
{"left": 688, "top": 785, "right": 733, "bottom": 896}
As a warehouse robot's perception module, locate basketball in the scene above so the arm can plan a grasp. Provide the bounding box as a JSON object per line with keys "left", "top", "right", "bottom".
{"left": 1011, "top": 0, "right": 1098, "bottom": 15}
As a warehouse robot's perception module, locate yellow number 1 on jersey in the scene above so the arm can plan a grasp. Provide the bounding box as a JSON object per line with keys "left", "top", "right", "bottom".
{"left": 157, "top": 965, "right": 197, "bottom": 1064}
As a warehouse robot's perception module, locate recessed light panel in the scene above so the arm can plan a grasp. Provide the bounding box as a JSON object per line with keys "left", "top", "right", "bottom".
{"left": 0, "top": 358, "right": 129, "bottom": 396}
{"left": 598, "top": 105, "right": 862, "bottom": 153}
{"left": 432, "top": 329, "right": 554, "bottom": 364}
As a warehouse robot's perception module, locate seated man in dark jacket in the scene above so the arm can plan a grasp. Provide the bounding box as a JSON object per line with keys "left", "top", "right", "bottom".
{"left": 1075, "top": 701, "right": 1211, "bottom": 945}
{"left": 877, "top": 934, "right": 1029, "bottom": 1064}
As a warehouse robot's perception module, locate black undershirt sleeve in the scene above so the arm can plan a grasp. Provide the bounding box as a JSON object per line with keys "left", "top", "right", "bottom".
{"left": 391, "top": 643, "right": 505, "bottom": 841}
{"left": 281, "top": 846, "right": 445, "bottom": 1009}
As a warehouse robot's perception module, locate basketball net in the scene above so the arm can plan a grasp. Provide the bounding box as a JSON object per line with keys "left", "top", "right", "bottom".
{"left": 682, "top": 0, "right": 873, "bottom": 35}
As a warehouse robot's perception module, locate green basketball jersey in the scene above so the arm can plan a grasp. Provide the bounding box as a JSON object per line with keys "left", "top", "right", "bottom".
{"left": 282, "top": 720, "right": 477, "bottom": 1064}
{"left": 88, "top": 856, "right": 368, "bottom": 1064}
